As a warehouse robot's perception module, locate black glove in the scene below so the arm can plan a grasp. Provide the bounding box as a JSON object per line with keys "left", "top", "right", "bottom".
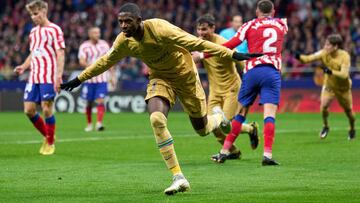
{"left": 232, "top": 52, "right": 263, "bottom": 61}
{"left": 294, "top": 52, "right": 301, "bottom": 60}
{"left": 60, "top": 77, "right": 82, "bottom": 91}
{"left": 322, "top": 67, "right": 332, "bottom": 75}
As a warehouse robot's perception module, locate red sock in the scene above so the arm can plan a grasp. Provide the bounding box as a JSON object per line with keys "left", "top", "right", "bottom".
{"left": 86, "top": 106, "right": 92, "bottom": 124}
{"left": 45, "top": 115, "right": 56, "bottom": 145}
{"left": 223, "top": 119, "right": 242, "bottom": 151}
{"left": 97, "top": 104, "right": 105, "bottom": 123}
{"left": 29, "top": 113, "right": 47, "bottom": 137}
{"left": 264, "top": 117, "right": 275, "bottom": 157}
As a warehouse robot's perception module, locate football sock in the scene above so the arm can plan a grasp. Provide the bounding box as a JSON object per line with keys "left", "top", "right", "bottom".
{"left": 150, "top": 112, "right": 182, "bottom": 175}
{"left": 45, "top": 115, "right": 56, "bottom": 145}
{"left": 86, "top": 105, "right": 92, "bottom": 124}
{"left": 96, "top": 104, "right": 105, "bottom": 123}
{"left": 213, "top": 129, "right": 238, "bottom": 153}
{"left": 322, "top": 109, "right": 329, "bottom": 127}
{"left": 29, "top": 113, "right": 47, "bottom": 137}
{"left": 222, "top": 114, "right": 245, "bottom": 152}
{"left": 196, "top": 114, "right": 222, "bottom": 136}
{"left": 264, "top": 117, "right": 275, "bottom": 158}
{"left": 345, "top": 109, "right": 355, "bottom": 131}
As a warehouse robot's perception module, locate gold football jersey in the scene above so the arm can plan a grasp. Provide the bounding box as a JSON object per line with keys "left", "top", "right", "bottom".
{"left": 202, "top": 34, "right": 240, "bottom": 94}
{"left": 78, "top": 18, "right": 234, "bottom": 82}
{"left": 300, "top": 49, "right": 352, "bottom": 90}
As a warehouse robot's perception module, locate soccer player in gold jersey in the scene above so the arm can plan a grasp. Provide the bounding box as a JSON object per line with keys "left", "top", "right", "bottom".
{"left": 60, "top": 3, "right": 262, "bottom": 195}
{"left": 193, "top": 14, "right": 259, "bottom": 160}
{"left": 296, "top": 34, "right": 356, "bottom": 140}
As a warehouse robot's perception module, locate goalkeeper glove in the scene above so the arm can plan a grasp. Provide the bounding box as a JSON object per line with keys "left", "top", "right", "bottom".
{"left": 322, "top": 67, "right": 332, "bottom": 75}
{"left": 60, "top": 77, "right": 82, "bottom": 91}
{"left": 232, "top": 52, "right": 263, "bottom": 61}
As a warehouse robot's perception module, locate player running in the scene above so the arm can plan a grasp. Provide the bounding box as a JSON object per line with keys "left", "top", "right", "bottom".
{"left": 295, "top": 34, "right": 356, "bottom": 140}
{"left": 212, "top": 0, "right": 287, "bottom": 166}
{"left": 14, "top": 0, "right": 65, "bottom": 155}
{"left": 78, "top": 27, "right": 116, "bottom": 132}
{"left": 193, "top": 14, "right": 259, "bottom": 160}
{"left": 60, "top": 3, "right": 262, "bottom": 195}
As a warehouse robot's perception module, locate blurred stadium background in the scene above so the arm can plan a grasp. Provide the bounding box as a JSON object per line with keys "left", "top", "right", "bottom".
{"left": 0, "top": 0, "right": 359, "bottom": 112}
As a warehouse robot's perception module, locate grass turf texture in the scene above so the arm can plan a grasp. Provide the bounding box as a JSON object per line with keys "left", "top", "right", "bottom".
{"left": 0, "top": 112, "right": 359, "bottom": 202}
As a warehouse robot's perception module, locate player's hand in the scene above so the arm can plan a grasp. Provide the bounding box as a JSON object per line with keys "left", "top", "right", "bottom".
{"left": 54, "top": 76, "right": 62, "bottom": 93}
{"left": 14, "top": 65, "right": 26, "bottom": 75}
{"left": 232, "top": 52, "right": 263, "bottom": 61}
{"left": 294, "top": 52, "right": 301, "bottom": 60}
{"left": 191, "top": 51, "right": 203, "bottom": 63}
{"left": 60, "top": 77, "right": 82, "bottom": 91}
{"left": 322, "top": 67, "right": 333, "bottom": 75}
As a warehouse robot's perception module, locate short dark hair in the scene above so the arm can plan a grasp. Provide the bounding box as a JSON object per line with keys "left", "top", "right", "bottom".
{"left": 257, "top": 0, "right": 274, "bottom": 14}
{"left": 196, "top": 14, "right": 215, "bottom": 27}
{"left": 327, "top": 34, "right": 343, "bottom": 48}
{"left": 119, "top": 3, "right": 141, "bottom": 17}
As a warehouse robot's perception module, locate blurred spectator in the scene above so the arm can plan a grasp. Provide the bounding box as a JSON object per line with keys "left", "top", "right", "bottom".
{"left": 0, "top": 0, "right": 359, "bottom": 84}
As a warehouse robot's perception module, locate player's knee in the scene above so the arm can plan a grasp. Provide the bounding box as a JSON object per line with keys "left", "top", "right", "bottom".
{"left": 24, "top": 108, "right": 36, "bottom": 118}
{"left": 42, "top": 106, "right": 53, "bottom": 117}
{"left": 150, "top": 111, "right": 167, "bottom": 129}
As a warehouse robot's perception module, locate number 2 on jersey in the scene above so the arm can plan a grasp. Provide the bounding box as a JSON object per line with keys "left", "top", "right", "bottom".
{"left": 263, "top": 28, "right": 277, "bottom": 53}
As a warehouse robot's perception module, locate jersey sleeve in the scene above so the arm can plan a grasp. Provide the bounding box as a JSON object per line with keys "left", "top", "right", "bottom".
{"left": 332, "top": 52, "right": 350, "bottom": 79}
{"left": 299, "top": 50, "right": 325, "bottom": 63}
{"left": 78, "top": 35, "right": 126, "bottom": 82}
{"left": 222, "top": 20, "right": 253, "bottom": 50}
{"left": 156, "top": 20, "right": 234, "bottom": 59}
{"left": 78, "top": 44, "right": 87, "bottom": 60}
{"left": 54, "top": 27, "right": 66, "bottom": 50}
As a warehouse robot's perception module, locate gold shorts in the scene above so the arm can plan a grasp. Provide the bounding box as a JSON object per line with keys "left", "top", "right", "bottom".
{"left": 145, "top": 73, "right": 207, "bottom": 118}
{"left": 207, "top": 86, "right": 239, "bottom": 120}
{"left": 322, "top": 86, "right": 353, "bottom": 110}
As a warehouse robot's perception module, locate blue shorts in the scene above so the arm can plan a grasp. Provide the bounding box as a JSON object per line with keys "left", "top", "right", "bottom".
{"left": 23, "top": 83, "right": 56, "bottom": 103}
{"left": 238, "top": 65, "right": 281, "bottom": 107}
{"left": 81, "top": 82, "right": 108, "bottom": 102}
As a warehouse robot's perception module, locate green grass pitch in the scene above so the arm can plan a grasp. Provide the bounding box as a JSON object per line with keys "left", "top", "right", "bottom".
{"left": 0, "top": 112, "right": 359, "bottom": 202}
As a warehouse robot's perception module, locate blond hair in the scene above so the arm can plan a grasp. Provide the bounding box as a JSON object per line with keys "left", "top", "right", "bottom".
{"left": 26, "top": 0, "right": 48, "bottom": 12}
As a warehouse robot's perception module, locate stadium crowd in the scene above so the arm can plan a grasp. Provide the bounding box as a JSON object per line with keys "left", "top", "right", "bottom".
{"left": 0, "top": 0, "right": 359, "bottom": 82}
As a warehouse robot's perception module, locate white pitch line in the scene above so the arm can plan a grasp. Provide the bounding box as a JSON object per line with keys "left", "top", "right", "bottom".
{"left": 0, "top": 127, "right": 357, "bottom": 145}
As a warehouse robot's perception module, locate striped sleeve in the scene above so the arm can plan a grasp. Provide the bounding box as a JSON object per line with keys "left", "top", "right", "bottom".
{"left": 51, "top": 25, "right": 65, "bottom": 50}
{"left": 235, "top": 19, "right": 254, "bottom": 41}
{"left": 78, "top": 43, "right": 87, "bottom": 60}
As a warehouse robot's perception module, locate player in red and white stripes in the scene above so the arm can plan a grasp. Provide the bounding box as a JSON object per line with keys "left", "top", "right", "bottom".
{"left": 78, "top": 27, "right": 116, "bottom": 132}
{"left": 212, "top": 0, "right": 287, "bottom": 165}
{"left": 14, "top": 0, "right": 65, "bottom": 155}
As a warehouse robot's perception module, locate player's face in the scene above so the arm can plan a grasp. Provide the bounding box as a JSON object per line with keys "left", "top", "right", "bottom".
{"left": 118, "top": 12, "right": 141, "bottom": 37}
{"left": 196, "top": 23, "right": 214, "bottom": 41}
{"left": 324, "top": 40, "right": 337, "bottom": 53}
{"left": 29, "top": 8, "right": 46, "bottom": 26}
{"left": 231, "top": 16, "right": 243, "bottom": 31}
{"left": 89, "top": 28, "right": 101, "bottom": 41}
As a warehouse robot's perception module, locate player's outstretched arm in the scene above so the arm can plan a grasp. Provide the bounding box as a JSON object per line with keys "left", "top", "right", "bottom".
{"left": 294, "top": 50, "right": 324, "bottom": 63}
{"left": 60, "top": 77, "right": 82, "bottom": 91}
{"left": 232, "top": 52, "right": 263, "bottom": 61}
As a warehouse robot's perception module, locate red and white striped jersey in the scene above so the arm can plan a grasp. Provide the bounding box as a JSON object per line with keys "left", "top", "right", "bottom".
{"left": 78, "top": 40, "right": 110, "bottom": 83}
{"left": 224, "top": 17, "right": 287, "bottom": 73}
{"left": 29, "top": 23, "right": 65, "bottom": 84}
